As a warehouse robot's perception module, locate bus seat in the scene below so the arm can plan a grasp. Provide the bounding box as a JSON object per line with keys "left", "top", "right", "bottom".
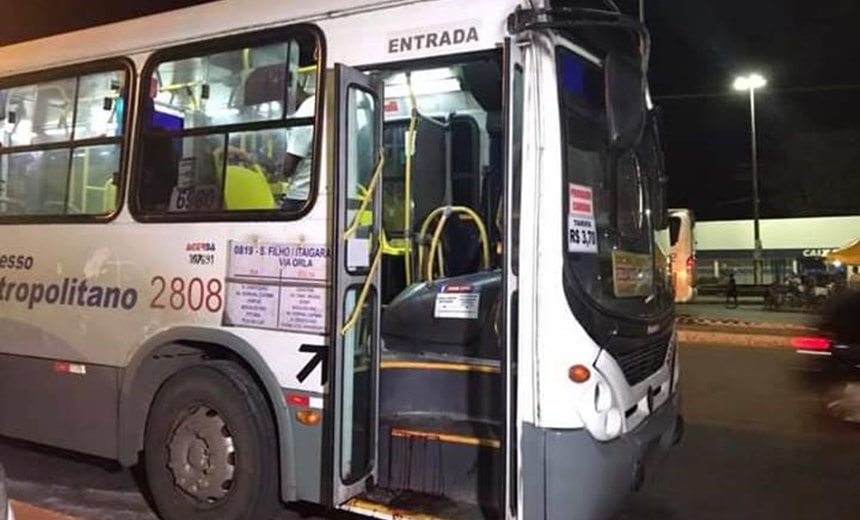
{"left": 224, "top": 164, "right": 275, "bottom": 210}
{"left": 381, "top": 270, "right": 501, "bottom": 359}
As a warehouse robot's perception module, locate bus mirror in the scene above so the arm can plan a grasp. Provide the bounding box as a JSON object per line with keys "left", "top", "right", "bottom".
{"left": 605, "top": 51, "right": 646, "bottom": 151}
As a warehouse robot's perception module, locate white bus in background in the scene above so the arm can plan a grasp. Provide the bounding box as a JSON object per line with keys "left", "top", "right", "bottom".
{"left": 670, "top": 208, "right": 696, "bottom": 302}
{"left": 0, "top": 1, "right": 682, "bottom": 519}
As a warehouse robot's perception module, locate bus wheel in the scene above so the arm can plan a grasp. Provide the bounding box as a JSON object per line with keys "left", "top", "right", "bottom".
{"left": 144, "top": 361, "right": 280, "bottom": 520}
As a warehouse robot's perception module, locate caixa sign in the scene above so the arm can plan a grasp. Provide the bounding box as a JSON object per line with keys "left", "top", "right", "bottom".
{"left": 802, "top": 248, "right": 835, "bottom": 258}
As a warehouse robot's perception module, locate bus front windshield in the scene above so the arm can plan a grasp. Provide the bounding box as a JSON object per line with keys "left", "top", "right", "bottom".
{"left": 557, "top": 46, "right": 671, "bottom": 321}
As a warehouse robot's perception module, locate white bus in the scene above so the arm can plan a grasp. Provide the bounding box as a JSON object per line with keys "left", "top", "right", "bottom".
{"left": 669, "top": 208, "right": 696, "bottom": 302}
{"left": 0, "top": 1, "right": 682, "bottom": 519}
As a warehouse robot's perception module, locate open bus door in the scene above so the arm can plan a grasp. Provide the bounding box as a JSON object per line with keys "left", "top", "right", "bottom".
{"left": 502, "top": 37, "right": 525, "bottom": 520}
{"left": 328, "top": 63, "right": 384, "bottom": 506}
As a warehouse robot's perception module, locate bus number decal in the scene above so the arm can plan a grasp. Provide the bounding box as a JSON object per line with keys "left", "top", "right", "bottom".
{"left": 188, "top": 277, "right": 204, "bottom": 311}
{"left": 150, "top": 276, "right": 223, "bottom": 312}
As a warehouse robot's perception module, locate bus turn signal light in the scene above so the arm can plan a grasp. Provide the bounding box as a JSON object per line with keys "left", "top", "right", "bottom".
{"left": 568, "top": 364, "right": 591, "bottom": 383}
{"left": 296, "top": 410, "right": 321, "bottom": 426}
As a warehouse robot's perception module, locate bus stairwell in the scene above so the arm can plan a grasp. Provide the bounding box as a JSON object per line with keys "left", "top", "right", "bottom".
{"left": 352, "top": 54, "right": 505, "bottom": 519}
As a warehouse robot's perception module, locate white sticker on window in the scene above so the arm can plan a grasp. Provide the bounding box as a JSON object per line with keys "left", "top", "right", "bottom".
{"left": 568, "top": 215, "right": 598, "bottom": 254}
{"left": 434, "top": 287, "right": 480, "bottom": 320}
{"left": 169, "top": 185, "right": 221, "bottom": 212}
{"left": 346, "top": 238, "right": 370, "bottom": 269}
{"left": 177, "top": 157, "right": 197, "bottom": 188}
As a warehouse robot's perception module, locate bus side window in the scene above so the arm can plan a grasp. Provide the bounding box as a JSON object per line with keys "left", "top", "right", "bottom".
{"left": 131, "top": 30, "right": 322, "bottom": 219}
{"left": 0, "top": 67, "right": 128, "bottom": 218}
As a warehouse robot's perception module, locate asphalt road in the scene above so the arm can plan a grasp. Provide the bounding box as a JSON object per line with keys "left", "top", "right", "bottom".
{"left": 620, "top": 344, "right": 860, "bottom": 520}
{"left": 3, "top": 343, "right": 860, "bottom": 520}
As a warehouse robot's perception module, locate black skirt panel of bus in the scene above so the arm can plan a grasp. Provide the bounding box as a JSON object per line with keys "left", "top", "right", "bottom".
{"left": 381, "top": 270, "right": 501, "bottom": 359}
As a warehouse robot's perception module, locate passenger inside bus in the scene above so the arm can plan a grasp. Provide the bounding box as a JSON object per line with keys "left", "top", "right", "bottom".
{"left": 279, "top": 53, "right": 316, "bottom": 211}
{"left": 135, "top": 38, "right": 318, "bottom": 214}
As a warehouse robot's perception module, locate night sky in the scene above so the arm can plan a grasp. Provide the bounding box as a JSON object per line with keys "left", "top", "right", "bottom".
{"left": 630, "top": 0, "right": 860, "bottom": 220}
{"left": 4, "top": 0, "right": 859, "bottom": 221}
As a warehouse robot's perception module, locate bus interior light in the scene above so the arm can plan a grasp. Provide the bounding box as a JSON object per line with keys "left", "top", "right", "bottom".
{"left": 386, "top": 78, "right": 461, "bottom": 98}
{"left": 387, "top": 67, "right": 456, "bottom": 85}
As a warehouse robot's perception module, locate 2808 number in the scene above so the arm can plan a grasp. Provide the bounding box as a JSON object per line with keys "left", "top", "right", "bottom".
{"left": 150, "top": 276, "right": 223, "bottom": 312}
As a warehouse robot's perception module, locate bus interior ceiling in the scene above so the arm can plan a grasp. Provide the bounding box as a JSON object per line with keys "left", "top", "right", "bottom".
{"left": 358, "top": 54, "right": 505, "bottom": 518}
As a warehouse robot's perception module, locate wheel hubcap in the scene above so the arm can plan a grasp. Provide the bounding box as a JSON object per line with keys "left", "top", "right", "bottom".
{"left": 167, "top": 405, "right": 236, "bottom": 503}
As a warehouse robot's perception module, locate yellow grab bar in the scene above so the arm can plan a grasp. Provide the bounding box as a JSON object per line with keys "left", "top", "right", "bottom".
{"left": 403, "top": 73, "right": 419, "bottom": 285}
{"left": 341, "top": 226, "right": 384, "bottom": 336}
{"left": 419, "top": 206, "right": 491, "bottom": 282}
{"left": 341, "top": 147, "right": 385, "bottom": 336}
{"left": 344, "top": 150, "right": 384, "bottom": 241}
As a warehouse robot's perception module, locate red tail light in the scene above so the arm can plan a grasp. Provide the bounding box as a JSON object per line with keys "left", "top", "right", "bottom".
{"left": 790, "top": 336, "right": 831, "bottom": 351}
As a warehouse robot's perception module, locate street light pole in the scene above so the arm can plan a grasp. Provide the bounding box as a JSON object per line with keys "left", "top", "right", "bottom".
{"left": 733, "top": 73, "right": 767, "bottom": 285}
{"left": 748, "top": 86, "right": 762, "bottom": 285}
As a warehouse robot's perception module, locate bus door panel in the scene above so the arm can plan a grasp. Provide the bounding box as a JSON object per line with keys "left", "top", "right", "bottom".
{"left": 502, "top": 38, "right": 526, "bottom": 520}
{"left": 328, "top": 63, "right": 383, "bottom": 506}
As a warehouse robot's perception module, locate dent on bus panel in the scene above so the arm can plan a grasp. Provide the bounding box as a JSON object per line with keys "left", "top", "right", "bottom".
{"left": 136, "top": 35, "right": 324, "bottom": 215}
{"left": 0, "top": 69, "right": 127, "bottom": 216}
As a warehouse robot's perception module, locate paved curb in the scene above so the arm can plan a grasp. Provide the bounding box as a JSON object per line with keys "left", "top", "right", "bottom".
{"left": 11, "top": 501, "right": 83, "bottom": 520}
{"left": 678, "top": 328, "right": 795, "bottom": 349}
{"left": 677, "top": 315, "right": 814, "bottom": 332}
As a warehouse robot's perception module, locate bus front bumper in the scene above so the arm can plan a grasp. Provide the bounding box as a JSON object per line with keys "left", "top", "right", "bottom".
{"left": 522, "top": 392, "right": 683, "bottom": 520}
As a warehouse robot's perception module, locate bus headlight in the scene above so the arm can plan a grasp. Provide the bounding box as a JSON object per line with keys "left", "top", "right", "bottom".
{"left": 594, "top": 380, "right": 612, "bottom": 413}
{"left": 570, "top": 363, "right": 623, "bottom": 441}
{"left": 671, "top": 346, "right": 680, "bottom": 394}
{"left": 605, "top": 408, "right": 623, "bottom": 438}
{"left": 667, "top": 331, "right": 680, "bottom": 394}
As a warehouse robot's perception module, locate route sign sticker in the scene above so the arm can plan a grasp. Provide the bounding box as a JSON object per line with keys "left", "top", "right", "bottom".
{"left": 568, "top": 183, "right": 594, "bottom": 217}
{"left": 224, "top": 241, "right": 330, "bottom": 334}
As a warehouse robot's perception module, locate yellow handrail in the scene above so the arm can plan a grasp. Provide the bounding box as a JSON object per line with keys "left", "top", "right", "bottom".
{"left": 344, "top": 150, "right": 384, "bottom": 241}
{"left": 417, "top": 206, "right": 447, "bottom": 276}
{"left": 403, "top": 72, "right": 418, "bottom": 285}
{"left": 340, "top": 245, "right": 384, "bottom": 336}
{"left": 421, "top": 206, "right": 491, "bottom": 282}
{"left": 340, "top": 148, "right": 385, "bottom": 336}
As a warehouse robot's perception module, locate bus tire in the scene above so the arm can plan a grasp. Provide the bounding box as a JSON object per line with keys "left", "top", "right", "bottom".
{"left": 144, "top": 361, "right": 281, "bottom": 520}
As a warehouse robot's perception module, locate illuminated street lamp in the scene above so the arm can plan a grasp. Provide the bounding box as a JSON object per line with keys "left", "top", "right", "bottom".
{"left": 734, "top": 73, "right": 767, "bottom": 284}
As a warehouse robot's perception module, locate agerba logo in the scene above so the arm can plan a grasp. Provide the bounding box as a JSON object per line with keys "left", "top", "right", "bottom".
{"left": 388, "top": 26, "right": 480, "bottom": 54}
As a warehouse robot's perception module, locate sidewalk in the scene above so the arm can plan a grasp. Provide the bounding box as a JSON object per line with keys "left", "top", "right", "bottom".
{"left": 675, "top": 302, "right": 820, "bottom": 349}
{"left": 676, "top": 302, "right": 816, "bottom": 328}
{"left": 11, "top": 501, "right": 81, "bottom": 520}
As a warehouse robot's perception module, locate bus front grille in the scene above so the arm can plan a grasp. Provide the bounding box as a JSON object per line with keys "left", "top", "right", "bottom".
{"left": 614, "top": 337, "right": 670, "bottom": 386}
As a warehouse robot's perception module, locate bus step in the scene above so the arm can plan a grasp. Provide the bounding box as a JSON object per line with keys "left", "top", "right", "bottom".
{"left": 379, "top": 415, "right": 500, "bottom": 509}
{"left": 351, "top": 489, "right": 499, "bottom": 520}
